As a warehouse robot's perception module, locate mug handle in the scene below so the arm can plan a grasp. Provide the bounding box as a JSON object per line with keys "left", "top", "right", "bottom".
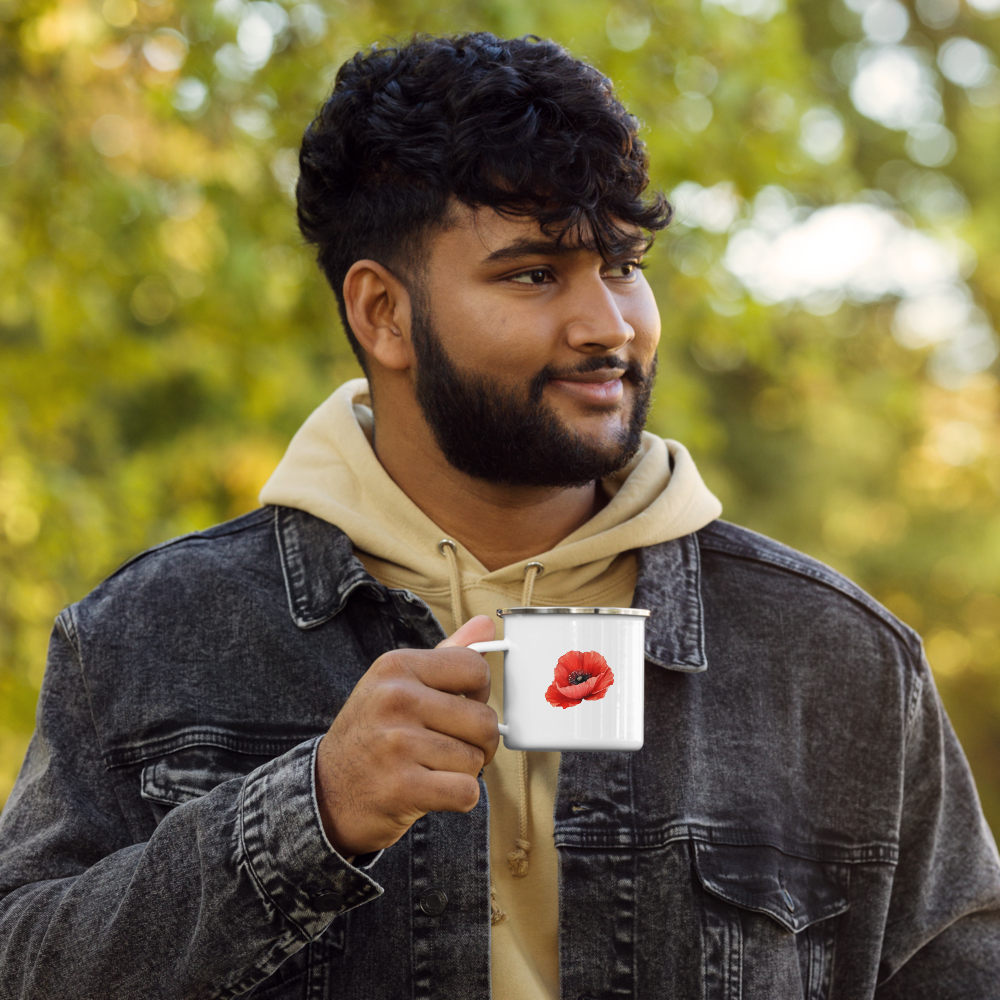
{"left": 468, "top": 639, "right": 510, "bottom": 737}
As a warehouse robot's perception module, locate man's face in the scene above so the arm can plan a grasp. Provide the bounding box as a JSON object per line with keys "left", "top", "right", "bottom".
{"left": 407, "top": 206, "right": 661, "bottom": 487}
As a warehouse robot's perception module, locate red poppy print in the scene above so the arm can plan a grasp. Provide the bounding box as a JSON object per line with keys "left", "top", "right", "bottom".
{"left": 545, "top": 650, "right": 615, "bottom": 708}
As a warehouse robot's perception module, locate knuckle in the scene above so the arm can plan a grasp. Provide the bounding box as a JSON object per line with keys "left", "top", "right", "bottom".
{"left": 378, "top": 680, "right": 416, "bottom": 717}
{"left": 457, "top": 739, "right": 485, "bottom": 773}
{"left": 476, "top": 703, "right": 499, "bottom": 742}
{"left": 452, "top": 647, "right": 486, "bottom": 682}
{"left": 457, "top": 776, "right": 481, "bottom": 812}
{"left": 376, "top": 648, "right": 420, "bottom": 678}
{"left": 470, "top": 653, "right": 490, "bottom": 687}
{"left": 380, "top": 726, "right": 410, "bottom": 757}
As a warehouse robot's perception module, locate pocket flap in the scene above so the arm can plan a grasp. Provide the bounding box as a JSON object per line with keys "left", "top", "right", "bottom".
{"left": 141, "top": 745, "right": 271, "bottom": 806}
{"left": 693, "top": 841, "right": 849, "bottom": 934}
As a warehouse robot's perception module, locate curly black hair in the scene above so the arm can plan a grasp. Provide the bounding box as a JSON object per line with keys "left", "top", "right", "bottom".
{"left": 296, "top": 32, "right": 672, "bottom": 366}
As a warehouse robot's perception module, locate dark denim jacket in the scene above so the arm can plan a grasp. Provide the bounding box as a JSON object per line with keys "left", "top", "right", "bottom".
{"left": 1, "top": 505, "right": 999, "bottom": 1000}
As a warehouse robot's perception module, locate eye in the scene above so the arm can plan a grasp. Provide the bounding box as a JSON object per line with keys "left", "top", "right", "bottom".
{"left": 606, "top": 262, "right": 643, "bottom": 280}
{"left": 509, "top": 268, "right": 551, "bottom": 285}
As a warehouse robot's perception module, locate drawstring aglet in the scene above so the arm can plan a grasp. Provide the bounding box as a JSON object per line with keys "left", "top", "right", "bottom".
{"left": 507, "top": 837, "right": 531, "bottom": 877}
{"left": 490, "top": 884, "right": 508, "bottom": 925}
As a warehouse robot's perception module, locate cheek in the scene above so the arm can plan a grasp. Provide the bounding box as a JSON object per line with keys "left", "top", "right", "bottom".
{"left": 438, "top": 294, "right": 560, "bottom": 365}
{"left": 624, "top": 289, "right": 661, "bottom": 354}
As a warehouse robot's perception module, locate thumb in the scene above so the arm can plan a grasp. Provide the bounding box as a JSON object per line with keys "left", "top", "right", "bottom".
{"left": 437, "top": 614, "right": 495, "bottom": 649}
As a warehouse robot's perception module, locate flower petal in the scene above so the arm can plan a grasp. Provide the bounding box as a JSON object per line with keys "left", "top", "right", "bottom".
{"left": 581, "top": 650, "right": 610, "bottom": 675}
{"left": 556, "top": 674, "right": 601, "bottom": 699}
{"left": 589, "top": 666, "right": 615, "bottom": 695}
{"left": 545, "top": 681, "right": 582, "bottom": 708}
{"left": 554, "top": 650, "right": 585, "bottom": 687}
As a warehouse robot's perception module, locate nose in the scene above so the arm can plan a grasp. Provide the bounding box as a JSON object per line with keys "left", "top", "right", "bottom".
{"left": 563, "top": 276, "right": 635, "bottom": 355}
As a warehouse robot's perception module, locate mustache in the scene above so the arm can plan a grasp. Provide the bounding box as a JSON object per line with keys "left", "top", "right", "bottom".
{"left": 530, "top": 354, "right": 655, "bottom": 401}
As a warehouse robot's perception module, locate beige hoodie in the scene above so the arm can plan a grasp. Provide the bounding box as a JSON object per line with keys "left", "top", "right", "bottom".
{"left": 260, "top": 378, "right": 721, "bottom": 1000}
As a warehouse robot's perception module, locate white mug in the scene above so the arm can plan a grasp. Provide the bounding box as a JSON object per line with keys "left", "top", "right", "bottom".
{"left": 469, "top": 607, "right": 650, "bottom": 751}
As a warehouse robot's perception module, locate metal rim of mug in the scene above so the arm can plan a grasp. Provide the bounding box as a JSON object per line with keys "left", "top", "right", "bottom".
{"left": 497, "top": 607, "right": 651, "bottom": 617}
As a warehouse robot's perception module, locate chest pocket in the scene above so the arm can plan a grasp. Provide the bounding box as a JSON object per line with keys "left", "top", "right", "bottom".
{"left": 140, "top": 744, "right": 273, "bottom": 815}
{"left": 693, "top": 841, "right": 849, "bottom": 1000}
{"left": 139, "top": 741, "right": 346, "bottom": 997}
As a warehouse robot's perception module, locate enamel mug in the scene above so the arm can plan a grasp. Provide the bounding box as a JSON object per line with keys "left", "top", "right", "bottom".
{"left": 469, "top": 607, "right": 650, "bottom": 751}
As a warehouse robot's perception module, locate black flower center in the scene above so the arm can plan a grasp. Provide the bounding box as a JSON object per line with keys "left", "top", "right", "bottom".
{"left": 567, "top": 671, "right": 592, "bottom": 686}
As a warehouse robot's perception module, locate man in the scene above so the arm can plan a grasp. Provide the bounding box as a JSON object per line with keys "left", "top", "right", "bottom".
{"left": 1, "top": 32, "right": 998, "bottom": 1000}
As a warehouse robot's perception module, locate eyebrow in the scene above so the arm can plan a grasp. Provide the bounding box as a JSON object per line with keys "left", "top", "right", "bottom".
{"left": 480, "top": 236, "right": 648, "bottom": 265}
{"left": 480, "top": 237, "right": 575, "bottom": 265}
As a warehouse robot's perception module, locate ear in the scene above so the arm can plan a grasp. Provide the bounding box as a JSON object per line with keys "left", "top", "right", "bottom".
{"left": 342, "top": 260, "right": 414, "bottom": 371}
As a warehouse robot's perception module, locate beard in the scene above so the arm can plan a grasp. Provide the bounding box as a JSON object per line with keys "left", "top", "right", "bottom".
{"left": 410, "top": 303, "right": 656, "bottom": 488}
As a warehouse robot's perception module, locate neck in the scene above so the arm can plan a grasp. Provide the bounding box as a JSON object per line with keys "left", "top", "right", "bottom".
{"left": 371, "top": 382, "right": 604, "bottom": 572}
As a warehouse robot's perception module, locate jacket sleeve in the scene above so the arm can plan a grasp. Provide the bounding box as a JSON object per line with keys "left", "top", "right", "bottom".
{"left": 874, "top": 650, "right": 1000, "bottom": 996}
{"left": 0, "top": 617, "right": 383, "bottom": 1000}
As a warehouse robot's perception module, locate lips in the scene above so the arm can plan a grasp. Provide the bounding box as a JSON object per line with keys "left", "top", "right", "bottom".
{"left": 549, "top": 371, "right": 625, "bottom": 404}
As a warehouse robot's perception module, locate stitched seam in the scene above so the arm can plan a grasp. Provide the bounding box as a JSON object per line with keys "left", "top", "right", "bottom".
{"left": 55, "top": 606, "right": 78, "bottom": 647}
{"left": 104, "top": 729, "right": 319, "bottom": 768}
{"left": 101, "top": 508, "right": 272, "bottom": 585}
{"left": 56, "top": 606, "right": 138, "bottom": 841}
{"left": 274, "top": 505, "right": 303, "bottom": 624}
{"left": 553, "top": 825, "right": 899, "bottom": 863}
{"left": 697, "top": 524, "right": 922, "bottom": 660}
{"left": 903, "top": 668, "right": 926, "bottom": 740}
{"left": 238, "top": 769, "right": 312, "bottom": 939}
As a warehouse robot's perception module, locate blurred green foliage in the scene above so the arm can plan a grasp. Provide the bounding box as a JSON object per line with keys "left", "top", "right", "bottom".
{"left": 2, "top": 0, "right": 999, "bottom": 836}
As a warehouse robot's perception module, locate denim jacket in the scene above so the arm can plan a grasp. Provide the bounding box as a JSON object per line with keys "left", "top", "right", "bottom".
{"left": 1, "top": 505, "right": 999, "bottom": 1000}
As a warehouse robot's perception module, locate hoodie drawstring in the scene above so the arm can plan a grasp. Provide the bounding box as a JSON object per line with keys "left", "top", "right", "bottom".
{"left": 437, "top": 539, "right": 463, "bottom": 633}
{"left": 506, "top": 561, "right": 543, "bottom": 879}
{"left": 436, "top": 541, "right": 543, "bottom": 919}
{"left": 521, "top": 561, "right": 543, "bottom": 607}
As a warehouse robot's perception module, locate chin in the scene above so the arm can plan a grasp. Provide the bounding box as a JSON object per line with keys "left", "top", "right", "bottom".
{"left": 558, "top": 408, "right": 631, "bottom": 440}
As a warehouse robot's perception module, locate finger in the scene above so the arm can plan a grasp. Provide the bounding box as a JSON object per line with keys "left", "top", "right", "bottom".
{"left": 413, "top": 687, "right": 499, "bottom": 760}
{"left": 403, "top": 647, "right": 491, "bottom": 701}
{"left": 437, "top": 614, "right": 495, "bottom": 649}
{"left": 409, "top": 728, "right": 488, "bottom": 777}
{"left": 409, "top": 768, "right": 482, "bottom": 815}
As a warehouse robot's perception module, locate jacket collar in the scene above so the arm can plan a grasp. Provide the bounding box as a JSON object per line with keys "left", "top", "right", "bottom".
{"left": 273, "top": 505, "right": 707, "bottom": 673}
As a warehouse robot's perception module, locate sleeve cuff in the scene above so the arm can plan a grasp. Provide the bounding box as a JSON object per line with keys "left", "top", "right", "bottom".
{"left": 238, "top": 736, "right": 384, "bottom": 938}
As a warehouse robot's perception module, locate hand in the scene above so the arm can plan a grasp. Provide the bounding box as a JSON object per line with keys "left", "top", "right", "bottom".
{"left": 315, "top": 615, "right": 499, "bottom": 859}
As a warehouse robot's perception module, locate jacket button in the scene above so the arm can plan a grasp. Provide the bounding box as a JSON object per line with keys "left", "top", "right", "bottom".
{"left": 313, "top": 890, "right": 345, "bottom": 912}
{"left": 419, "top": 888, "right": 448, "bottom": 915}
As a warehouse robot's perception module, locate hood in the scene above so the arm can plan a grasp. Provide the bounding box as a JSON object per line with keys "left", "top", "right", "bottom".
{"left": 259, "top": 378, "right": 722, "bottom": 603}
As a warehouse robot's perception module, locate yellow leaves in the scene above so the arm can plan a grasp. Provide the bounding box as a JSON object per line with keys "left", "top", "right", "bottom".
{"left": 141, "top": 27, "right": 188, "bottom": 75}
{"left": 101, "top": 0, "right": 136, "bottom": 28}
{"left": 0, "top": 456, "right": 41, "bottom": 547}
{"left": 923, "top": 371, "right": 999, "bottom": 434}
{"left": 220, "top": 439, "right": 283, "bottom": 517}
{"left": 0, "top": 288, "right": 31, "bottom": 327}
{"left": 0, "top": 731, "right": 31, "bottom": 806}
{"left": 751, "top": 385, "right": 797, "bottom": 430}
{"left": 217, "top": 147, "right": 264, "bottom": 194}
{"left": 91, "top": 113, "right": 134, "bottom": 157}
{"left": 130, "top": 276, "right": 175, "bottom": 325}
{"left": 159, "top": 204, "right": 228, "bottom": 273}
{"left": 896, "top": 373, "right": 1000, "bottom": 508}
{"left": 822, "top": 495, "right": 909, "bottom": 556}
{"left": 927, "top": 629, "right": 973, "bottom": 677}
{"left": 965, "top": 592, "right": 1000, "bottom": 634}
{"left": 0, "top": 123, "right": 24, "bottom": 167}
{"left": 259, "top": 243, "right": 305, "bottom": 317}
{"left": 22, "top": 0, "right": 104, "bottom": 55}
{"left": 881, "top": 591, "right": 924, "bottom": 631}
{"left": 7, "top": 578, "right": 66, "bottom": 626}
